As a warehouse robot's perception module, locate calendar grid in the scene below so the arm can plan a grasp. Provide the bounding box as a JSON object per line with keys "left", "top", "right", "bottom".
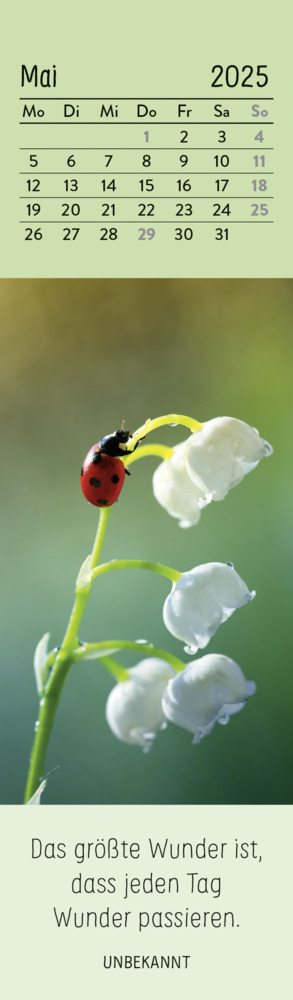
{"left": 17, "top": 91, "right": 275, "bottom": 264}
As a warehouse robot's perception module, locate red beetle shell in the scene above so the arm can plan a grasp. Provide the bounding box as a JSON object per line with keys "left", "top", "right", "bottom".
{"left": 80, "top": 444, "right": 125, "bottom": 507}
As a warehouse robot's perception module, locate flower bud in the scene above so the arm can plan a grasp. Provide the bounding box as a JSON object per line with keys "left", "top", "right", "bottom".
{"left": 152, "top": 441, "right": 204, "bottom": 528}
{"left": 162, "top": 654, "right": 256, "bottom": 743}
{"left": 163, "top": 562, "right": 255, "bottom": 653}
{"left": 105, "top": 658, "right": 176, "bottom": 751}
{"left": 184, "top": 416, "right": 273, "bottom": 503}
{"left": 34, "top": 632, "right": 51, "bottom": 694}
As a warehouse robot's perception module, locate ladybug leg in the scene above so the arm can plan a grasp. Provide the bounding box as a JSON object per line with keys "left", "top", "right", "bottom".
{"left": 124, "top": 435, "right": 146, "bottom": 455}
{"left": 125, "top": 468, "right": 131, "bottom": 476}
{"left": 132, "top": 434, "right": 145, "bottom": 452}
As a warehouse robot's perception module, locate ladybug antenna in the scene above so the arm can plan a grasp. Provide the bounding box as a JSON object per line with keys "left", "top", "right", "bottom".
{"left": 121, "top": 419, "right": 126, "bottom": 431}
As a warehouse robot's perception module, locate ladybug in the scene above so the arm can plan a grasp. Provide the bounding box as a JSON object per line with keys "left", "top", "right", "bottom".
{"left": 80, "top": 427, "right": 142, "bottom": 508}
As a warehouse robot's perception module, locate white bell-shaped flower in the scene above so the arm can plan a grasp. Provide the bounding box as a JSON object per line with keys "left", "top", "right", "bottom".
{"left": 184, "top": 416, "right": 273, "bottom": 503}
{"left": 162, "top": 654, "right": 256, "bottom": 743}
{"left": 152, "top": 441, "right": 204, "bottom": 528}
{"left": 163, "top": 562, "right": 255, "bottom": 653}
{"left": 105, "top": 658, "right": 176, "bottom": 751}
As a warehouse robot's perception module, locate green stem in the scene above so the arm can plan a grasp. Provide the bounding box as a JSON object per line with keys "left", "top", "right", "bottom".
{"left": 24, "top": 506, "right": 111, "bottom": 803}
{"left": 125, "top": 443, "right": 173, "bottom": 467}
{"left": 131, "top": 412, "right": 202, "bottom": 448}
{"left": 24, "top": 654, "right": 72, "bottom": 802}
{"left": 73, "top": 640, "right": 185, "bottom": 674}
{"left": 57, "top": 591, "right": 89, "bottom": 659}
{"left": 146, "top": 413, "right": 202, "bottom": 434}
{"left": 92, "top": 558, "right": 181, "bottom": 584}
{"left": 91, "top": 506, "right": 112, "bottom": 569}
{"left": 99, "top": 656, "right": 129, "bottom": 681}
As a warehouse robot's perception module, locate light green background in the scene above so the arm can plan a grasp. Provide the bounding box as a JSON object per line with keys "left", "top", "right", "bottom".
{"left": 1, "top": 0, "right": 293, "bottom": 276}
{"left": 0, "top": 278, "right": 292, "bottom": 806}
{"left": 1, "top": 804, "right": 292, "bottom": 998}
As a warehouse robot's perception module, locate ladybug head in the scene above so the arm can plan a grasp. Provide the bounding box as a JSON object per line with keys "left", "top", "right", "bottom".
{"left": 98, "top": 427, "right": 133, "bottom": 457}
{"left": 114, "top": 428, "right": 131, "bottom": 445}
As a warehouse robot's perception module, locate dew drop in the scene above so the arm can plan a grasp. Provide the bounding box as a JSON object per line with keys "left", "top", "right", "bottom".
{"left": 142, "top": 736, "right": 154, "bottom": 754}
{"left": 34, "top": 720, "right": 40, "bottom": 733}
{"left": 170, "top": 422, "right": 178, "bottom": 427}
{"left": 218, "top": 714, "right": 229, "bottom": 726}
{"left": 184, "top": 643, "right": 198, "bottom": 655}
{"left": 135, "top": 638, "right": 151, "bottom": 645}
{"left": 191, "top": 731, "right": 201, "bottom": 745}
{"left": 247, "top": 680, "right": 257, "bottom": 696}
{"left": 226, "top": 561, "right": 234, "bottom": 568}
{"left": 197, "top": 496, "right": 209, "bottom": 509}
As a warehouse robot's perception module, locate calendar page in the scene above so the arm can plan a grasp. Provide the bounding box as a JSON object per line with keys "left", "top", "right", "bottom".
{"left": 1, "top": 0, "right": 292, "bottom": 276}
{"left": 1, "top": 2, "right": 293, "bottom": 999}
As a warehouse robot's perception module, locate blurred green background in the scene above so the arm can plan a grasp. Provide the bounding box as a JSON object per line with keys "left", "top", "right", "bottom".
{"left": 0, "top": 278, "right": 292, "bottom": 804}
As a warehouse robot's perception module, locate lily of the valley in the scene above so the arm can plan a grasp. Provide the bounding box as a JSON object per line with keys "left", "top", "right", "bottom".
{"left": 153, "top": 416, "right": 273, "bottom": 526}
{"left": 162, "top": 654, "right": 256, "bottom": 743}
{"left": 163, "top": 561, "right": 255, "bottom": 653}
{"left": 152, "top": 440, "right": 204, "bottom": 528}
{"left": 105, "top": 658, "right": 176, "bottom": 750}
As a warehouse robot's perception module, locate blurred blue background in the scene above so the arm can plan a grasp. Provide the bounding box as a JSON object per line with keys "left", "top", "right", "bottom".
{"left": 0, "top": 278, "right": 292, "bottom": 804}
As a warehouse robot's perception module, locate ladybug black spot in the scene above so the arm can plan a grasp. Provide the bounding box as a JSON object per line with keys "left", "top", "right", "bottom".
{"left": 92, "top": 451, "right": 102, "bottom": 464}
{"left": 98, "top": 499, "right": 109, "bottom": 506}
{"left": 80, "top": 467, "right": 83, "bottom": 476}
{"left": 89, "top": 477, "right": 102, "bottom": 487}
{"left": 111, "top": 474, "right": 119, "bottom": 484}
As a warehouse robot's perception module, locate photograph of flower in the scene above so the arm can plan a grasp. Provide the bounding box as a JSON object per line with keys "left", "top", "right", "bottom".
{"left": 0, "top": 278, "right": 292, "bottom": 804}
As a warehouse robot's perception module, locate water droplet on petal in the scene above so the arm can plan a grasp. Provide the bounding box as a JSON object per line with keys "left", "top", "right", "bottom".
{"left": 249, "top": 589, "right": 256, "bottom": 601}
{"left": 218, "top": 714, "right": 230, "bottom": 726}
{"left": 170, "top": 422, "right": 178, "bottom": 427}
{"left": 226, "top": 561, "right": 234, "bottom": 568}
{"left": 197, "top": 496, "right": 210, "bottom": 509}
